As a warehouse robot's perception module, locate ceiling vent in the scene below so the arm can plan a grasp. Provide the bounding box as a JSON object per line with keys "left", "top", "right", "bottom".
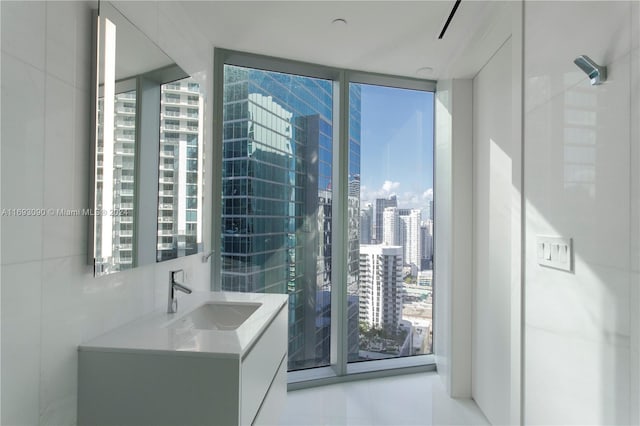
{"left": 438, "top": 0, "right": 462, "bottom": 39}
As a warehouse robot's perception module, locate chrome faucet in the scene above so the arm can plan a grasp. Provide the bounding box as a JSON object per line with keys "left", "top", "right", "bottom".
{"left": 167, "top": 269, "right": 192, "bottom": 314}
{"left": 202, "top": 250, "right": 215, "bottom": 263}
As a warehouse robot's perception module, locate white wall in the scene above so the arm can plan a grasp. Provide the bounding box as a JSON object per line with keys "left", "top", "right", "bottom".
{"left": 632, "top": 4, "right": 640, "bottom": 421}
{"left": 434, "top": 79, "right": 473, "bottom": 398}
{"left": 523, "top": 1, "right": 639, "bottom": 424}
{"left": 0, "top": 2, "right": 213, "bottom": 425}
{"left": 472, "top": 37, "right": 516, "bottom": 426}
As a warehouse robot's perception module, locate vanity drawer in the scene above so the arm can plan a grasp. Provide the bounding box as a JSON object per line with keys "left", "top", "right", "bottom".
{"left": 252, "top": 355, "right": 287, "bottom": 426}
{"left": 240, "top": 305, "right": 287, "bottom": 425}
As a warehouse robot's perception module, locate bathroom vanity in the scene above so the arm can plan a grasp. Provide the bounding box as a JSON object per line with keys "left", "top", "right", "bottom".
{"left": 78, "top": 292, "right": 288, "bottom": 426}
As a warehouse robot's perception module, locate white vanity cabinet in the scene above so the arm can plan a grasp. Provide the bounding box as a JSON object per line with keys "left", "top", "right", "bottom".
{"left": 239, "top": 306, "right": 287, "bottom": 425}
{"left": 77, "top": 292, "right": 288, "bottom": 426}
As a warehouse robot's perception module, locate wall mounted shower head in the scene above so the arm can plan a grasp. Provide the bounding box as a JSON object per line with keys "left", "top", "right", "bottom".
{"left": 573, "top": 55, "right": 607, "bottom": 85}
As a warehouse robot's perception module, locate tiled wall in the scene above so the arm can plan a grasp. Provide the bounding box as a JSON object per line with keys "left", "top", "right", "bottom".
{"left": 0, "top": 2, "right": 212, "bottom": 425}
{"left": 523, "top": 1, "right": 639, "bottom": 424}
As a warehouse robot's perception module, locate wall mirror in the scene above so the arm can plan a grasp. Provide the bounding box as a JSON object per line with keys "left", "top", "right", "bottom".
{"left": 90, "top": 2, "right": 205, "bottom": 276}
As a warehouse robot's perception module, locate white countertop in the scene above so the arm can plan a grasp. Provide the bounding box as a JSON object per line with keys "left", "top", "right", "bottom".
{"left": 79, "top": 291, "right": 288, "bottom": 359}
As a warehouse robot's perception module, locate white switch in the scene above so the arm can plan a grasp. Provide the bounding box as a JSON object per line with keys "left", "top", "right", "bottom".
{"left": 536, "top": 236, "right": 573, "bottom": 272}
{"left": 557, "top": 244, "right": 568, "bottom": 263}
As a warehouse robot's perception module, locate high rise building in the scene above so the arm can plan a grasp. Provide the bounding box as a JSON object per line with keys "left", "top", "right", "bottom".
{"left": 383, "top": 206, "right": 399, "bottom": 245}
{"left": 220, "top": 65, "right": 361, "bottom": 369}
{"left": 400, "top": 209, "right": 421, "bottom": 268}
{"left": 157, "top": 78, "right": 204, "bottom": 261}
{"left": 359, "top": 244, "right": 404, "bottom": 332}
{"left": 95, "top": 92, "right": 137, "bottom": 274}
{"left": 420, "top": 220, "right": 433, "bottom": 270}
{"left": 347, "top": 86, "right": 362, "bottom": 361}
{"left": 374, "top": 195, "right": 397, "bottom": 243}
{"left": 360, "top": 204, "right": 373, "bottom": 244}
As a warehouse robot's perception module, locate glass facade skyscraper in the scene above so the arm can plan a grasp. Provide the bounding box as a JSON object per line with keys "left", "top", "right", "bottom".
{"left": 221, "top": 65, "right": 361, "bottom": 369}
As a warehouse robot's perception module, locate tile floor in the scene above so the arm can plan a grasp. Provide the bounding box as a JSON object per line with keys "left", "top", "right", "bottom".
{"left": 280, "top": 372, "right": 489, "bottom": 425}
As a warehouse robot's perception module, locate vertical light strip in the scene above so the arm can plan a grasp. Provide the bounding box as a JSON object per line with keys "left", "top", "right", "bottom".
{"left": 101, "top": 17, "right": 116, "bottom": 259}
{"left": 90, "top": 12, "right": 100, "bottom": 267}
{"left": 330, "top": 71, "right": 350, "bottom": 375}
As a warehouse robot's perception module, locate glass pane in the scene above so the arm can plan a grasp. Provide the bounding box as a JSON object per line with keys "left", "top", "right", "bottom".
{"left": 157, "top": 77, "right": 204, "bottom": 261}
{"left": 221, "top": 65, "right": 334, "bottom": 371}
{"left": 349, "top": 83, "right": 434, "bottom": 362}
{"left": 94, "top": 89, "right": 137, "bottom": 274}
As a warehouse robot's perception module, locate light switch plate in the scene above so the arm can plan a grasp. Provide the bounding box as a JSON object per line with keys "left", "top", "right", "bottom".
{"left": 536, "top": 236, "right": 573, "bottom": 272}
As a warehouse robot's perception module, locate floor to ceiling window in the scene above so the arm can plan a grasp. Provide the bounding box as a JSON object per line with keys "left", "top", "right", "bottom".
{"left": 213, "top": 50, "right": 435, "bottom": 377}
{"left": 348, "top": 84, "right": 434, "bottom": 363}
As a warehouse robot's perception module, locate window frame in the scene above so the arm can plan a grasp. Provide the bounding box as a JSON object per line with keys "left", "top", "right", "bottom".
{"left": 211, "top": 48, "right": 437, "bottom": 388}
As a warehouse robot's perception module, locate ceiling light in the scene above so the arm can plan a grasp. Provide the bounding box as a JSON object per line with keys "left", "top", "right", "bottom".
{"left": 416, "top": 67, "right": 434, "bottom": 77}
{"left": 332, "top": 18, "right": 347, "bottom": 26}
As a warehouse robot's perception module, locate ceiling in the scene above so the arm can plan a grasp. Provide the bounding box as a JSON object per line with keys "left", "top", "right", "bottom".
{"left": 175, "top": 0, "right": 512, "bottom": 80}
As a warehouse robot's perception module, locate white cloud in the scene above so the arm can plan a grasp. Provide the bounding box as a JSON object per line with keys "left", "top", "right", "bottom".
{"left": 361, "top": 181, "right": 401, "bottom": 203}
{"left": 360, "top": 182, "right": 432, "bottom": 212}
{"left": 382, "top": 180, "right": 400, "bottom": 193}
{"left": 401, "top": 191, "right": 421, "bottom": 206}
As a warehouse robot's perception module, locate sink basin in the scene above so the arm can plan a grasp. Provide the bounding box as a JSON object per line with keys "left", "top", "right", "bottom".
{"left": 168, "top": 302, "right": 261, "bottom": 331}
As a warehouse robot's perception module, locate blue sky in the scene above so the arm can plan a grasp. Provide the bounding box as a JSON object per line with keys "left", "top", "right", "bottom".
{"left": 358, "top": 84, "right": 434, "bottom": 212}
